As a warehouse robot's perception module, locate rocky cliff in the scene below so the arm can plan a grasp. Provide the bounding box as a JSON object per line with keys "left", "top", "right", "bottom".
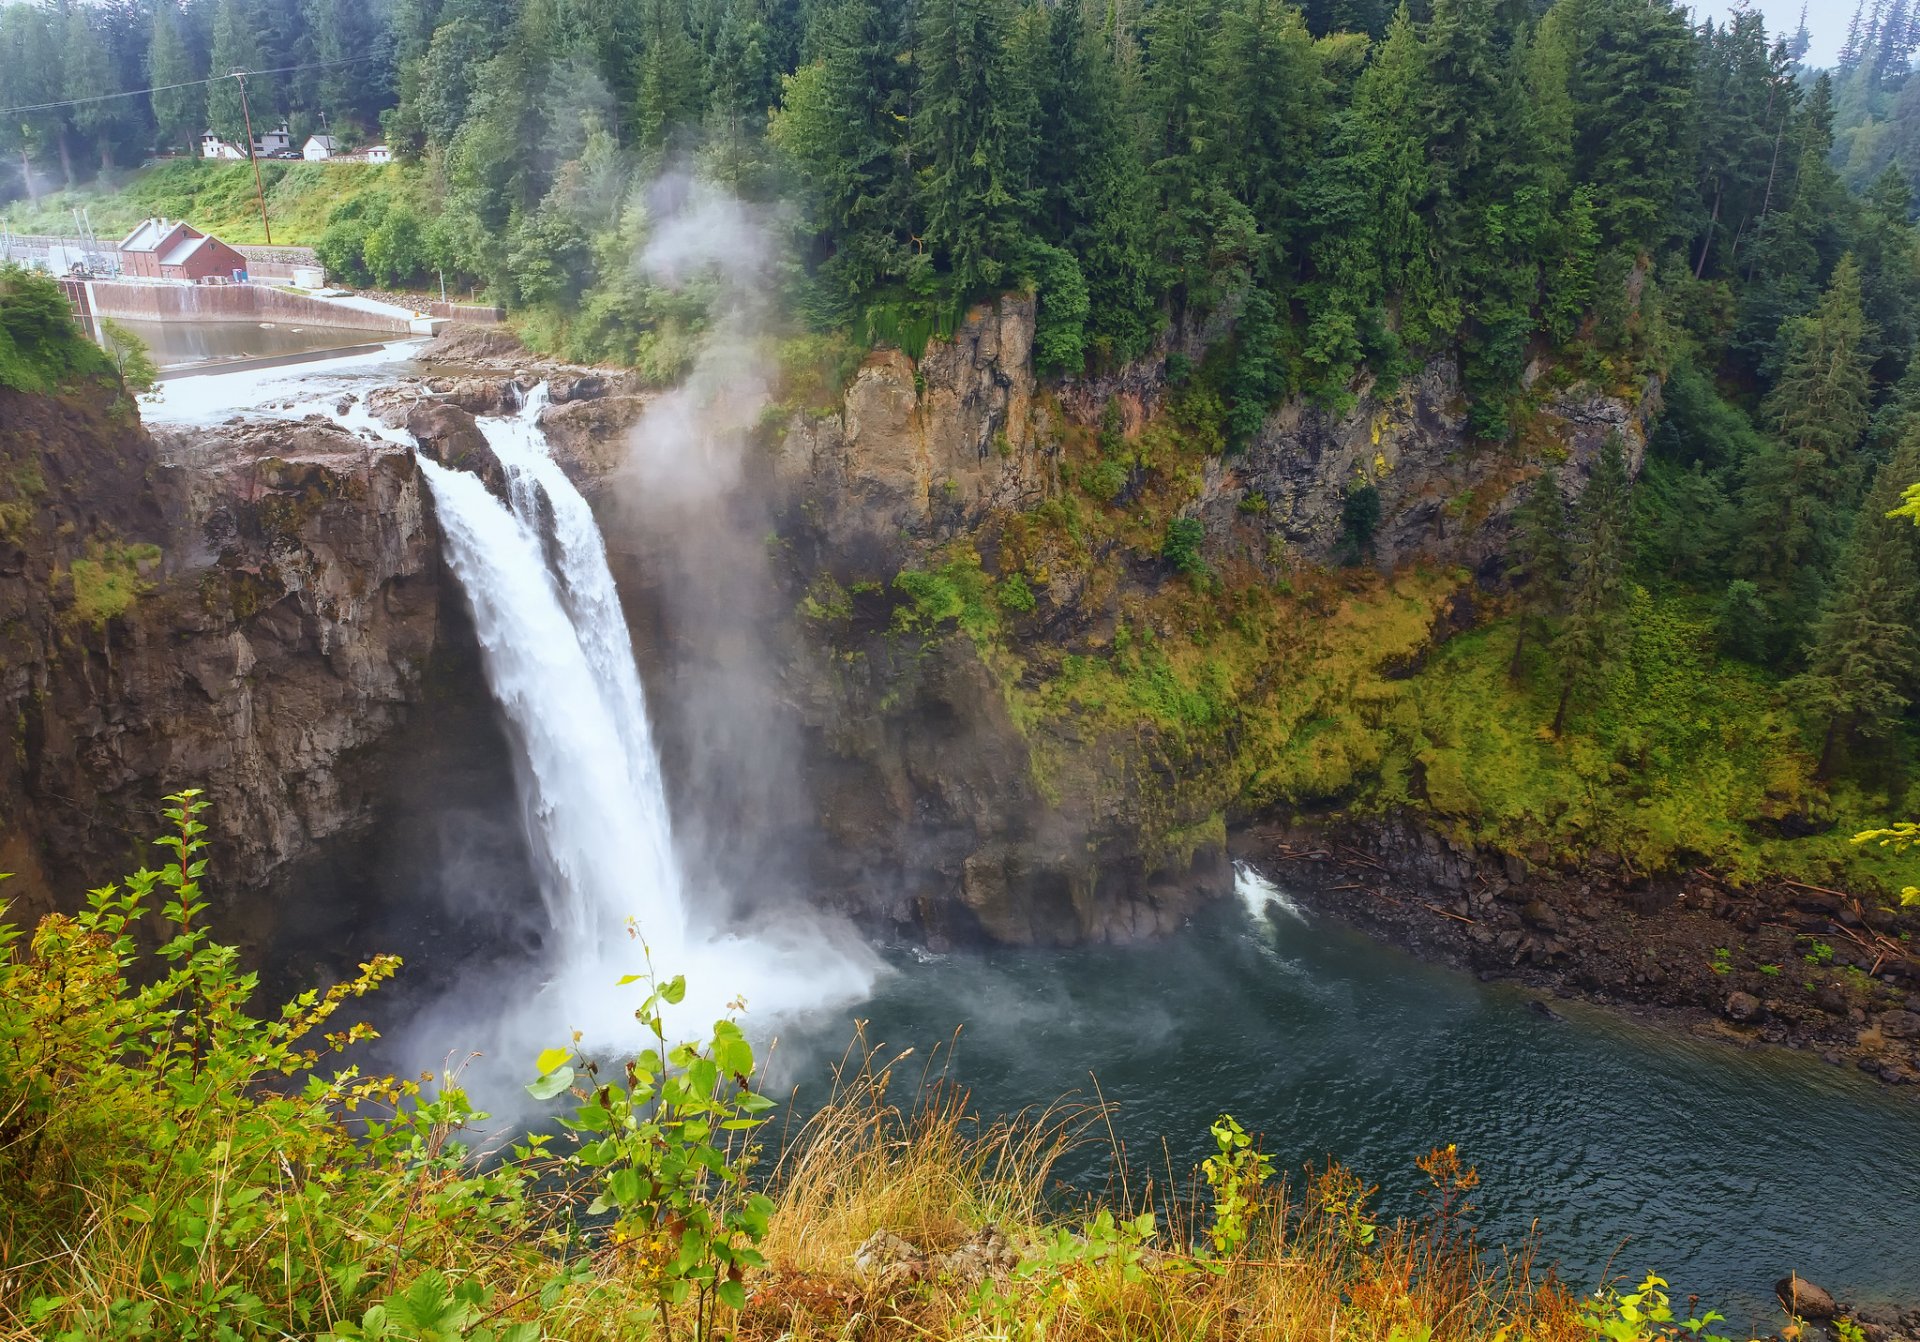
{"left": 739, "top": 296, "right": 1663, "bottom": 946}
{"left": 0, "top": 385, "right": 442, "bottom": 922}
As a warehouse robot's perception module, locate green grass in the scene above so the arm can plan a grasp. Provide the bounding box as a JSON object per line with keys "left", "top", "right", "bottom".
{"left": 4, "top": 160, "right": 417, "bottom": 247}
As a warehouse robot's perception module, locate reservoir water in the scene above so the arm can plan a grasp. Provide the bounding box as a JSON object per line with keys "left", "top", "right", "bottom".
{"left": 99, "top": 315, "right": 382, "bottom": 371}
{"left": 777, "top": 877, "right": 1920, "bottom": 1327}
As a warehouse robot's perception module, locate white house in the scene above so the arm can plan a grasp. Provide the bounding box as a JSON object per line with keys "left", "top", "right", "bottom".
{"left": 199, "top": 131, "right": 245, "bottom": 160}
{"left": 255, "top": 121, "right": 292, "bottom": 155}
{"left": 302, "top": 135, "right": 337, "bottom": 161}
{"left": 364, "top": 144, "right": 391, "bottom": 164}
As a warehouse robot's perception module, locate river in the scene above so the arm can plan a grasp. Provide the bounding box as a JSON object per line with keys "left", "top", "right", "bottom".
{"left": 98, "top": 316, "right": 395, "bottom": 373}
{"left": 777, "top": 872, "right": 1920, "bottom": 1326}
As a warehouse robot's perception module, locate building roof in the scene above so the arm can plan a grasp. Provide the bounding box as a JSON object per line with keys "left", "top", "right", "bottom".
{"left": 120, "top": 218, "right": 193, "bottom": 253}
{"left": 159, "top": 234, "right": 222, "bottom": 268}
{"left": 304, "top": 135, "right": 336, "bottom": 149}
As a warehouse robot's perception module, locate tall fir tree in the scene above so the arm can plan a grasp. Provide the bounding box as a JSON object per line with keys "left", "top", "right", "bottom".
{"left": 206, "top": 0, "right": 266, "bottom": 146}
{"left": 770, "top": 0, "right": 912, "bottom": 306}
{"left": 1793, "top": 445, "right": 1920, "bottom": 773}
{"left": 149, "top": 3, "right": 206, "bottom": 156}
{"left": 912, "top": 0, "right": 1022, "bottom": 295}
{"left": 1551, "top": 433, "right": 1632, "bottom": 734}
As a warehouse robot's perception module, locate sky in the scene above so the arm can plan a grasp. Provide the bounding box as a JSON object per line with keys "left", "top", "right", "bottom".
{"left": 1696, "top": 0, "right": 1850, "bottom": 67}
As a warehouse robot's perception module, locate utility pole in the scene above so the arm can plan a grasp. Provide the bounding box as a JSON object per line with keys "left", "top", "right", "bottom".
{"left": 233, "top": 71, "right": 273, "bottom": 246}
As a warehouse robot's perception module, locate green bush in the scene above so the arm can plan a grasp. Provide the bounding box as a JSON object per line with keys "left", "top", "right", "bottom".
{"left": 1162, "top": 516, "right": 1208, "bottom": 577}
{"left": 0, "top": 266, "right": 113, "bottom": 394}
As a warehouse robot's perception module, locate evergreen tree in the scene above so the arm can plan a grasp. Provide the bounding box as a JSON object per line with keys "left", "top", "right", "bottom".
{"left": 65, "top": 8, "right": 126, "bottom": 174}
{"left": 634, "top": 0, "right": 703, "bottom": 152}
{"left": 1024, "top": 0, "right": 1157, "bottom": 362}
{"left": 770, "top": 0, "right": 912, "bottom": 305}
{"left": 149, "top": 3, "right": 206, "bottom": 156}
{"left": 1551, "top": 435, "right": 1633, "bottom": 734}
{"left": 206, "top": 0, "right": 266, "bottom": 146}
{"left": 1140, "top": 0, "right": 1224, "bottom": 312}
{"left": 1561, "top": 0, "right": 1694, "bottom": 253}
{"left": 1506, "top": 470, "right": 1570, "bottom": 680}
{"left": 1793, "top": 445, "right": 1920, "bottom": 773}
{"left": 0, "top": 6, "right": 69, "bottom": 195}
{"left": 912, "top": 0, "right": 1021, "bottom": 295}
{"left": 1736, "top": 256, "right": 1878, "bottom": 652}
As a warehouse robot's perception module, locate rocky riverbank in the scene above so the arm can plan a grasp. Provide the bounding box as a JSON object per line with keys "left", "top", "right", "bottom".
{"left": 1236, "top": 816, "right": 1920, "bottom": 1091}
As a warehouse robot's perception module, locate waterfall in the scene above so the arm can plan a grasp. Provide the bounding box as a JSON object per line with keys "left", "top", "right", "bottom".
{"left": 418, "top": 392, "right": 687, "bottom": 969}
{"left": 412, "top": 386, "right": 877, "bottom": 1067}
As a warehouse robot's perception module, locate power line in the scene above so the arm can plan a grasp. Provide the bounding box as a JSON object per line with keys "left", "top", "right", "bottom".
{"left": 0, "top": 55, "right": 378, "bottom": 119}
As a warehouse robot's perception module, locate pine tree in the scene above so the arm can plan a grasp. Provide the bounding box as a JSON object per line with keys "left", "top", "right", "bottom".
{"left": 912, "top": 0, "right": 1021, "bottom": 295}
{"left": 1208, "top": 0, "right": 1323, "bottom": 266}
{"left": 1025, "top": 0, "right": 1157, "bottom": 362}
{"left": 1562, "top": 0, "right": 1695, "bottom": 253}
{"left": 149, "top": 3, "right": 206, "bottom": 156}
{"left": 1788, "top": 2, "right": 1812, "bottom": 62}
{"left": 1551, "top": 433, "right": 1632, "bottom": 734}
{"left": 0, "top": 6, "right": 69, "bottom": 195}
{"left": 65, "top": 8, "right": 125, "bottom": 174}
{"left": 206, "top": 0, "right": 266, "bottom": 146}
{"left": 1736, "top": 256, "right": 1878, "bottom": 654}
{"left": 1764, "top": 254, "right": 1876, "bottom": 477}
{"left": 1793, "top": 445, "right": 1920, "bottom": 773}
{"left": 770, "top": 0, "right": 912, "bottom": 304}
{"left": 1841, "top": 0, "right": 1867, "bottom": 72}
{"left": 634, "top": 0, "right": 703, "bottom": 152}
{"left": 1506, "top": 470, "right": 1570, "bottom": 680}
{"left": 1140, "top": 0, "right": 1224, "bottom": 312}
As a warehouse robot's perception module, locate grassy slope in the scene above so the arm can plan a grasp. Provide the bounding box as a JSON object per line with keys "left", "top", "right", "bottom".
{"left": 3, "top": 159, "right": 411, "bottom": 246}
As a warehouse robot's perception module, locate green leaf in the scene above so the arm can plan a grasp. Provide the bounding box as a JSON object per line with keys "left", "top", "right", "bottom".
{"left": 716, "top": 1280, "right": 747, "bottom": 1312}
{"left": 659, "top": 974, "right": 687, "bottom": 1004}
{"left": 525, "top": 1065, "right": 574, "bottom": 1100}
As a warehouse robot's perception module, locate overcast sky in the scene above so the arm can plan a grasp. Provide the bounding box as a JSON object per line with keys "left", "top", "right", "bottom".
{"left": 1696, "top": 0, "right": 1851, "bottom": 66}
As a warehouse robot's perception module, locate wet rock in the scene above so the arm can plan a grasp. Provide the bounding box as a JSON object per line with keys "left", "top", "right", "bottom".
{"left": 1774, "top": 1276, "right": 1836, "bottom": 1320}
{"left": 1520, "top": 898, "right": 1561, "bottom": 933}
{"left": 1724, "top": 991, "right": 1764, "bottom": 1024}
{"left": 1875, "top": 1009, "right": 1920, "bottom": 1040}
{"left": 406, "top": 402, "right": 505, "bottom": 494}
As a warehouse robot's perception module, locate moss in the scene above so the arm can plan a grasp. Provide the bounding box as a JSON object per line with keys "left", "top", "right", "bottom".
{"left": 65, "top": 542, "right": 161, "bottom": 629}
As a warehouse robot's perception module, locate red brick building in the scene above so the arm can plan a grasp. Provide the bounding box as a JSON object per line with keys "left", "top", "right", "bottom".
{"left": 116, "top": 219, "right": 249, "bottom": 283}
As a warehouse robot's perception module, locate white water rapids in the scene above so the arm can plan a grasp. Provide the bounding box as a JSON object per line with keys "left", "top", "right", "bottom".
{"left": 414, "top": 388, "right": 875, "bottom": 1070}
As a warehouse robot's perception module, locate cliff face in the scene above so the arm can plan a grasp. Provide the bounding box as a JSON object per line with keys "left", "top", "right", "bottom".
{"left": 0, "top": 387, "right": 442, "bottom": 917}
{"left": 763, "top": 300, "right": 1658, "bottom": 946}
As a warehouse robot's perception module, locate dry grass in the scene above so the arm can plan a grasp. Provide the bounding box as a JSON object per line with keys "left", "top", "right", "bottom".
{"left": 734, "top": 1037, "right": 1595, "bottom": 1342}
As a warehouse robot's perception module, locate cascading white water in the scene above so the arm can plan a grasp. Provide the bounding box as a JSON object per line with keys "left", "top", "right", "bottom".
{"left": 415, "top": 388, "right": 876, "bottom": 1062}
{"left": 419, "top": 441, "right": 687, "bottom": 968}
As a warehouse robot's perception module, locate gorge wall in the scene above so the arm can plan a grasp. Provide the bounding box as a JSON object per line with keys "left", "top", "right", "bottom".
{"left": 0, "top": 383, "right": 447, "bottom": 929}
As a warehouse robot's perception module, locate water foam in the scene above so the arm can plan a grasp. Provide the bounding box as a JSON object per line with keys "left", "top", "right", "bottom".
{"left": 1233, "top": 862, "right": 1308, "bottom": 924}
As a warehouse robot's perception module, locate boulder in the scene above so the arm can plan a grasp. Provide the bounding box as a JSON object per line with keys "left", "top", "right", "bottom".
{"left": 1875, "top": 1009, "right": 1920, "bottom": 1040}
{"left": 406, "top": 402, "right": 505, "bottom": 495}
{"left": 1724, "top": 991, "right": 1764, "bottom": 1024}
{"left": 1520, "top": 898, "right": 1562, "bottom": 933}
{"left": 1774, "top": 1276, "right": 1837, "bottom": 1320}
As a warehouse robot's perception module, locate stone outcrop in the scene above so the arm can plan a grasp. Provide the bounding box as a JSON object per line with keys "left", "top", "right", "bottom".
{"left": 776, "top": 295, "right": 1056, "bottom": 557}
{"left": 0, "top": 387, "right": 442, "bottom": 918}
{"left": 1207, "top": 358, "right": 1658, "bottom": 574}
